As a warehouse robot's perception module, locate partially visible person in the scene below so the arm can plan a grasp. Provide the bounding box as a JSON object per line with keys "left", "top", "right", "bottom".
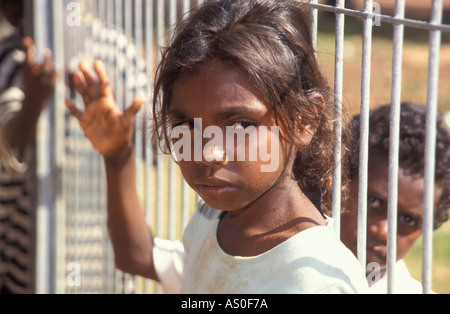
{"left": 0, "top": 0, "right": 57, "bottom": 294}
{"left": 340, "top": 102, "right": 450, "bottom": 294}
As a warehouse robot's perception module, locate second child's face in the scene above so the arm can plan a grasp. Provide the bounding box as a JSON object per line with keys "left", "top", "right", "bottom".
{"left": 341, "top": 151, "right": 442, "bottom": 276}
{"left": 169, "top": 61, "right": 295, "bottom": 212}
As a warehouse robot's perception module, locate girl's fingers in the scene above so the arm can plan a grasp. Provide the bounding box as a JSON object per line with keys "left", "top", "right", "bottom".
{"left": 65, "top": 98, "right": 83, "bottom": 121}
{"left": 41, "top": 49, "right": 54, "bottom": 73}
{"left": 23, "top": 37, "right": 35, "bottom": 68}
{"left": 93, "top": 60, "right": 113, "bottom": 97}
{"left": 124, "top": 96, "right": 146, "bottom": 119}
{"left": 79, "top": 61, "right": 99, "bottom": 98}
{"left": 74, "top": 71, "right": 97, "bottom": 107}
{"left": 73, "top": 71, "right": 88, "bottom": 97}
{"left": 78, "top": 61, "right": 97, "bottom": 85}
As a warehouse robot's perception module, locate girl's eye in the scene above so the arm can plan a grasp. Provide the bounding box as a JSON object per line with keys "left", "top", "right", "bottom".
{"left": 229, "top": 121, "right": 254, "bottom": 129}
{"left": 172, "top": 120, "right": 194, "bottom": 129}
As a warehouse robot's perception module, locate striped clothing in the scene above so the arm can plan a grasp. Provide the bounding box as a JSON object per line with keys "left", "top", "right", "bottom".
{"left": 0, "top": 32, "right": 37, "bottom": 294}
{"left": 67, "top": 19, "right": 149, "bottom": 103}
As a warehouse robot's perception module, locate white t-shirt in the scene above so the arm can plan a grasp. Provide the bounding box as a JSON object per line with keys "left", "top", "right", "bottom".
{"left": 369, "top": 260, "right": 426, "bottom": 294}
{"left": 153, "top": 237, "right": 187, "bottom": 294}
{"left": 169, "top": 202, "right": 369, "bottom": 294}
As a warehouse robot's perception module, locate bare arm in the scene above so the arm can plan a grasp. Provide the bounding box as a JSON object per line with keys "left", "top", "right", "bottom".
{"left": 103, "top": 142, "right": 158, "bottom": 279}
{"left": 66, "top": 60, "right": 158, "bottom": 280}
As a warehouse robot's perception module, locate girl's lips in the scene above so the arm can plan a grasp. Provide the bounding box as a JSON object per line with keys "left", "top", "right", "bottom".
{"left": 196, "top": 185, "right": 238, "bottom": 198}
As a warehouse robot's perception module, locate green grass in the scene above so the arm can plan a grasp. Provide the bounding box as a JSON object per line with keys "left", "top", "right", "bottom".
{"left": 403, "top": 222, "right": 450, "bottom": 294}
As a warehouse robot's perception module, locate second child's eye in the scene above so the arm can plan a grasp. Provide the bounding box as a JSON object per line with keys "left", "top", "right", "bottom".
{"left": 399, "top": 215, "right": 419, "bottom": 229}
{"left": 368, "top": 195, "right": 382, "bottom": 210}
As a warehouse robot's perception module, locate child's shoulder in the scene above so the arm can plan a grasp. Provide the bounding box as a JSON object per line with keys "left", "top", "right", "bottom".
{"left": 182, "top": 200, "right": 221, "bottom": 253}
{"left": 197, "top": 200, "right": 222, "bottom": 220}
{"left": 296, "top": 217, "right": 355, "bottom": 258}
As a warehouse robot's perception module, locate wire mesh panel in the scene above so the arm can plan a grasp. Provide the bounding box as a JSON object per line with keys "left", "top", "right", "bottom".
{"left": 19, "top": 0, "right": 449, "bottom": 294}
{"left": 27, "top": 0, "right": 202, "bottom": 294}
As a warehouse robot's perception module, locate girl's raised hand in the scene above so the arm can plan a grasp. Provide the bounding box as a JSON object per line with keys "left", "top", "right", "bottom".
{"left": 66, "top": 60, "right": 146, "bottom": 158}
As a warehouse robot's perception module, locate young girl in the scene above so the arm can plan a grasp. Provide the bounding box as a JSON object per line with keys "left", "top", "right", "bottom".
{"left": 66, "top": 0, "right": 368, "bottom": 293}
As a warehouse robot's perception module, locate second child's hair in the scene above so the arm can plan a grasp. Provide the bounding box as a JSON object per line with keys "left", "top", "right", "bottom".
{"left": 153, "top": 0, "right": 338, "bottom": 210}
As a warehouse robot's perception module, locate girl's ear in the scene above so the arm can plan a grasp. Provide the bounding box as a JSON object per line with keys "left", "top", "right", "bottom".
{"left": 295, "top": 92, "right": 325, "bottom": 147}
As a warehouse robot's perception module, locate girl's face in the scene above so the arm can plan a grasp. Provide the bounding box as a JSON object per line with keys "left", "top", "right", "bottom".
{"left": 168, "top": 61, "right": 296, "bottom": 212}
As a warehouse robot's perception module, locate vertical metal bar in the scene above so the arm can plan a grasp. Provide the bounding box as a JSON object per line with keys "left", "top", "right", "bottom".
{"left": 144, "top": 0, "right": 155, "bottom": 294}
{"left": 332, "top": 0, "right": 345, "bottom": 237}
{"left": 423, "top": 0, "right": 443, "bottom": 295}
{"left": 113, "top": 0, "right": 124, "bottom": 294}
{"left": 93, "top": 0, "right": 113, "bottom": 293}
{"left": 124, "top": 0, "right": 133, "bottom": 113}
{"left": 181, "top": 0, "right": 192, "bottom": 231}
{"left": 309, "top": 0, "right": 318, "bottom": 53}
{"left": 134, "top": 0, "right": 144, "bottom": 208}
{"left": 155, "top": 0, "right": 166, "bottom": 252}
{"left": 65, "top": 0, "right": 77, "bottom": 294}
{"left": 387, "top": 0, "right": 405, "bottom": 295}
{"left": 155, "top": 0, "right": 166, "bottom": 294}
{"left": 78, "top": 1, "right": 87, "bottom": 289}
{"left": 33, "top": 0, "right": 56, "bottom": 294}
{"left": 133, "top": 0, "right": 144, "bottom": 294}
{"left": 123, "top": 0, "right": 136, "bottom": 294}
{"left": 106, "top": 0, "right": 117, "bottom": 294}
{"left": 357, "top": 0, "right": 374, "bottom": 270}
{"left": 170, "top": 0, "right": 177, "bottom": 36}
{"left": 168, "top": 0, "right": 178, "bottom": 242}
{"left": 81, "top": 1, "right": 90, "bottom": 293}
{"left": 114, "top": 0, "right": 123, "bottom": 109}
{"left": 97, "top": 0, "right": 104, "bottom": 23}
{"left": 183, "top": 0, "right": 191, "bottom": 15}
{"left": 52, "top": 0, "right": 66, "bottom": 294}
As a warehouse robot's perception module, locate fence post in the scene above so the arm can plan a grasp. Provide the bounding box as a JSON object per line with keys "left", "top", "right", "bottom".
{"left": 386, "top": 0, "right": 406, "bottom": 295}
{"left": 357, "top": 0, "right": 374, "bottom": 271}
{"left": 422, "top": 0, "right": 443, "bottom": 295}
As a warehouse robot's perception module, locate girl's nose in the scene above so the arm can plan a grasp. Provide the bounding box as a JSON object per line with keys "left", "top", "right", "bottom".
{"left": 196, "top": 144, "right": 228, "bottom": 166}
{"left": 368, "top": 219, "right": 388, "bottom": 242}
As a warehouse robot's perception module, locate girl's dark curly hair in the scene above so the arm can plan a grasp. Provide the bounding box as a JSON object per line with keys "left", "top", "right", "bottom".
{"left": 348, "top": 103, "right": 450, "bottom": 229}
{"left": 153, "top": 0, "right": 339, "bottom": 211}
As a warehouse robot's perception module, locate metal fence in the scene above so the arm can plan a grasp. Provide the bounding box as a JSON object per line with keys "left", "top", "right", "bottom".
{"left": 23, "top": 0, "right": 449, "bottom": 294}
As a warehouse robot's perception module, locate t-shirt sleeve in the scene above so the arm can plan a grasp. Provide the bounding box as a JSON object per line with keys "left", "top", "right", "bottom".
{"left": 152, "top": 237, "right": 187, "bottom": 294}
{"left": 152, "top": 201, "right": 209, "bottom": 294}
